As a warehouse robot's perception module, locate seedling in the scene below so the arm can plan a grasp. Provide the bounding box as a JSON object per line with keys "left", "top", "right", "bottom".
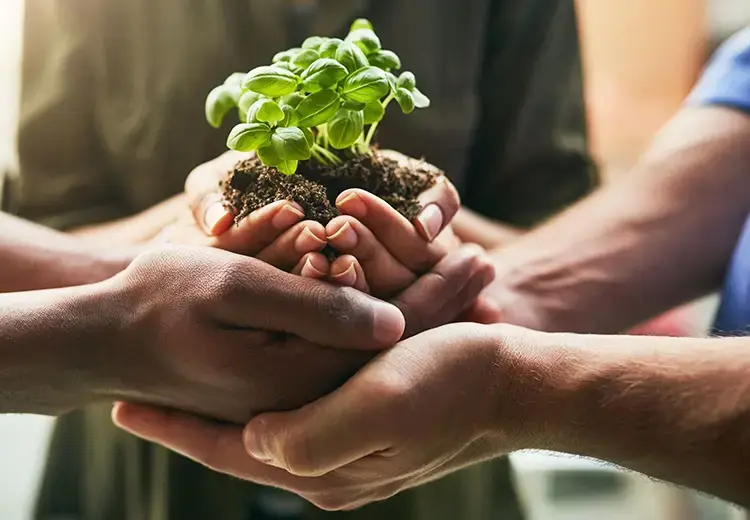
{"left": 205, "top": 18, "right": 430, "bottom": 176}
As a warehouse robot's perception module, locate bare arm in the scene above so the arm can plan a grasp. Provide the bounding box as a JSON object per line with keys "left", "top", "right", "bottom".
{"left": 0, "top": 212, "right": 133, "bottom": 292}
{"left": 487, "top": 106, "right": 750, "bottom": 333}
{"left": 518, "top": 328, "right": 750, "bottom": 507}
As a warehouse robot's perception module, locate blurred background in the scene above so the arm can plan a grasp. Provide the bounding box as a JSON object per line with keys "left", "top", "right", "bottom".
{"left": 0, "top": 0, "right": 749, "bottom": 519}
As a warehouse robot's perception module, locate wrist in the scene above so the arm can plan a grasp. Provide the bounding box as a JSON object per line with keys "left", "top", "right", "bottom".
{"left": 0, "top": 283, "right": 123, "bottom": 414}
{"left": 482, "top": 324, "right": 589, "bottom": 451}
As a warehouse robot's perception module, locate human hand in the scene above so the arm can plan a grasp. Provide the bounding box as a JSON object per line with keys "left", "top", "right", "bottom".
{"left": 103, "top": 243, "right": 493, "bottom": 425}
{"left": 97, "top": 245, "right": 404, "bottom": 424}
{"left": 325, "top": 150, "right": 461, "bottom": 297}
{"left": 112, "top": 323, "right": 549, "bottom": 510}
{"left": 161, "top": 151, "right": 331, "bottom": 279}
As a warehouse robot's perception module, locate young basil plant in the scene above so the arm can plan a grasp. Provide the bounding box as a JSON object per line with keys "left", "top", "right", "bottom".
{"left": 204, "top": 18, "right": 430, "bottom": 175}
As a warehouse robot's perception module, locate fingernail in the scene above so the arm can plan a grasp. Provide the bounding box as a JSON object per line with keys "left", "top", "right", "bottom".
{"left": 204, "top": 202, "right": 231, "bottom": 234}
{"left": 336, "top": 192, "right": 367, "bottom": 218}
{"left": 415, "top": 204, "right": 444, "bottom": 242}
{"left": 300, "top": 257, "right": 326, "bottom": 278}
{"left": 295, "top": 227, "right": 326, "bottom": 253}
{"left": 272, "top": 203, "right": 304, "bottom": 230}
{"left": 331, "top": 262, "right": 357, "bottom": 287}
{"left": 327, "top": 222, "right": 358, "bottom": 250}
{"left": 244, "top": 427, "right": 273, "bottom": 463}
{"left": 373, "top": 303, "right": 405, "bottom": 344}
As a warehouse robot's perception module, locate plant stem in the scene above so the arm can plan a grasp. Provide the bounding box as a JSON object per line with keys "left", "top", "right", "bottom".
{"left": 311, "top": 144, "right": 341, "bottom": 165}
{"left": 364, "top": 93, "right": 395, "bottom": 148}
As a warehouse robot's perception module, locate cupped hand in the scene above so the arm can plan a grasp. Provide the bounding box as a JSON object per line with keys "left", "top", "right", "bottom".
{"left": 326, "top": 150, "right": 461, "bottom": 297}
{"left": 112, "top": 322, "right": 539, "bottom": 511}
{"left": 161, "top": 151, "right": 330, "bottom": 279}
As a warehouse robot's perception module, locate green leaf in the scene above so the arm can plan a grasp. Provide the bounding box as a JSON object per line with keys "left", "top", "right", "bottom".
{"left": 258, "top": 146, "right": 300, "bottom": 176}
{"left": 385, "top": 72, "right": 398, "bottom": 93}
{"left": 205, "top": 85, "right": 237, "bottom": 128}
{"left": 363, "top": 100, "right": 385, "bottom": 124}
{"left": 253, "top": 99, "right": 284, "bottom": 124}
{"left": 296, "top": 89, "right": 341, "bottom": 128}
{"left": 257, "top": 145, "right": 279, "bottom": 165}
{"left": 345, "top": 28, "right": 381, "bottom": 55}
{"left": 226, "top": 123, "right": 272, "bottom": 152}
{"left": 342, "top": 100, "right": 366, "bottom": 110}
{"left": 302, "top": 127, "right": 315, "bottom": 148}
{"left": 271, "top": 126, "right": 312, "bottom": 161}
{"left": 224, "top": 72, "right": 247, "bottom": 89}
{"left": 242, "top": 66, "right": 299, "bottom": 97}
{"left": 319, "top": 38, "right": 343, "bottom": 59}
{"left": 328, "top": 108, "right": 364, "bottom": 149}
{"left": 276, "top": 159, "right": 299, "bottom": 176}
{"left": 272, "top": 61, "right": 295, "bottom": 72}
{"left": 279, "top": 92, "right": 305, "bottom": 109}
{"left": 238, "top": 91, "right": 261, "bottom": 118}
{"left": 395, "top": 87, "right": 415, "bottom": 114}
{"left": 412, "top": 87, "right": 431, "bottom": 109}
{"left": 300, "top": 58, "right": 348, "bottom": 93}
{"left": 335, "top": 41, "right": 369, "bottom": 74}
{"left": 292, "top": 49, "right": 320, "bottom": 70}
{"left": 272, "top": 50, "right": 292, "bottom": 63}
{"left": 341, "top": 66, "right": 389, "bottom": 104}
{"left": 397, "top": 71, "right": 416, "bottom": 91}
{"left": 350, "top": 18, "right": 373, "bottom": 32}
{"left": 302, "top": 36, "right": 327, "bottom": 50}
{"left": 279, "top": 105, "right": 299, "bottom": 127}
{"left": 368, "top": 50, "right": 401, "bottom": 71}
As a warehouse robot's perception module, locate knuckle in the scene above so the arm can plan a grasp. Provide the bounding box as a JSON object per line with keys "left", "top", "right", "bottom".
{"left": 279, "top": 429, "right": 317, "bottom": 476}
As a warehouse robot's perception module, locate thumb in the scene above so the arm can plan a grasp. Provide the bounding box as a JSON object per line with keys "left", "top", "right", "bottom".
{"left": 185, "top": 151, "right": 246, "bottom": 235}
{"left": 243, "top": 378, "right": 390, "bottom": 476}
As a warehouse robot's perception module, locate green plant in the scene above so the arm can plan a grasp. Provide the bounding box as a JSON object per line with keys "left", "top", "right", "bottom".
{"left": 205, "top": 18, "right": 430, "bottom": 175}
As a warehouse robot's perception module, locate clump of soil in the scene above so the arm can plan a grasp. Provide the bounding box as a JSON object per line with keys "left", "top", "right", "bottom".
{"left": 222, "top": 151, "right": 440, "bottom": 226}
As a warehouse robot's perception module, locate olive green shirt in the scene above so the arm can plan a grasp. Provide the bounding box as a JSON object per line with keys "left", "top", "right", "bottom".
{"left": 7, "top": 1, "right": 595, "bottom": 519}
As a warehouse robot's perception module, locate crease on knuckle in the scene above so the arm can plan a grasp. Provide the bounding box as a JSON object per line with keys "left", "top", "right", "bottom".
{"left": 278, "top": 427, "right": 317, "bottom": 477}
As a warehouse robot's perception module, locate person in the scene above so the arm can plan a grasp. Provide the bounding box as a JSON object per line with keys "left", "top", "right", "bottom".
{"left": 0, "top": 205, "right": 496, "bottom": 419}
{"left": 5, "top": 1, "right": 596, "bottom": 519}
{"left": 114, "top": 26, "right": 750, "bottom": 510}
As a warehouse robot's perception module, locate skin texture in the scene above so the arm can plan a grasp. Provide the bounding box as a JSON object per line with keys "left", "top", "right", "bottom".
{"left": 115, "top": 325, "right": 750, "bottom": 510}
{"left": 0, "top": 232, "right": 494, "bottom": 419}
{"left": 0, "top": 146, "right": 491, "bottom": 419}
{"left": 114, "top": 105, "right": 750, "bottom": 508}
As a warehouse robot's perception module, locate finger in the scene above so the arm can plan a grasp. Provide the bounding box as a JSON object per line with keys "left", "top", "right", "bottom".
{"left": 244, "top": 379, "right": 389, "bottom": 477}
{"left": 391, "top": 244, "right": 495, "bottom": 338}
{"left": 291, "top": 252, "right": 330, "bottom": 280}
{"left": 458, "top": 297, "right": 503, "bottom": 324}
{"left": 255, "top": 221, "right": 327, "bottom": 271}
{"left": 212, "top": 200, "right": 305, "bottom": 256}
{"left": 414, "top": 177, "right": 461, "bottom": 242}
{"left": 185, "top": 151, "right": 248, "bottom": 235}
{"left": 327, "top": 217, "right": 414, "bottom": 297}
{"left": 336, "top": 189, "right": 447, "bottom": 272}
{"left": 329, "top": 255, "right": 369, "bottom": 293}
{"left": 112, "top": 402, "right": 309, "bottom": 488}
{"left": 211, "top": 253, "right": 405, "bottom": 349}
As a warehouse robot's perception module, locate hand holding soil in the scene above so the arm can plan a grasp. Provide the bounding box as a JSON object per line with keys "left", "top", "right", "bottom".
{"left": 199, "top": 18, "right": 463, "bottom": 299}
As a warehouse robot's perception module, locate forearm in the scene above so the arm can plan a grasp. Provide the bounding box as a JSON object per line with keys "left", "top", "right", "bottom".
{"left": 0, "top": 284, "right": 116, "bottom": 414}
{"left": 504, "top": 327, "right": 750, "bottom": 506}
{"left": 0, "top": 213, "right": 134, "bottom": 292}
{"left": 71, "top": 193, "right": 187, "bottom": 246}
{"left": 489, "top": 107, "right": 750, "bottom": 333}
{"left": 452, "top": 207, "right": 523, "bottom": 249}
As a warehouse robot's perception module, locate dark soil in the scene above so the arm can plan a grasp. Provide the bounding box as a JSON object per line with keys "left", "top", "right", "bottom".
{"left": 222, "top": 151, "right": 440, "bottom": 226}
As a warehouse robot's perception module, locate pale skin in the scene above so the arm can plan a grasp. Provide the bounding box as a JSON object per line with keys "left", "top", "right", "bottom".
{"left": 115, "top": 105, "right": 750, "bottom": 509}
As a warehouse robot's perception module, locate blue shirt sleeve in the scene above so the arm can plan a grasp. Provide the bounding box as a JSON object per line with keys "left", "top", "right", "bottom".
{"left": 687, "top": 27, "right": 750, "bottom": 113}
